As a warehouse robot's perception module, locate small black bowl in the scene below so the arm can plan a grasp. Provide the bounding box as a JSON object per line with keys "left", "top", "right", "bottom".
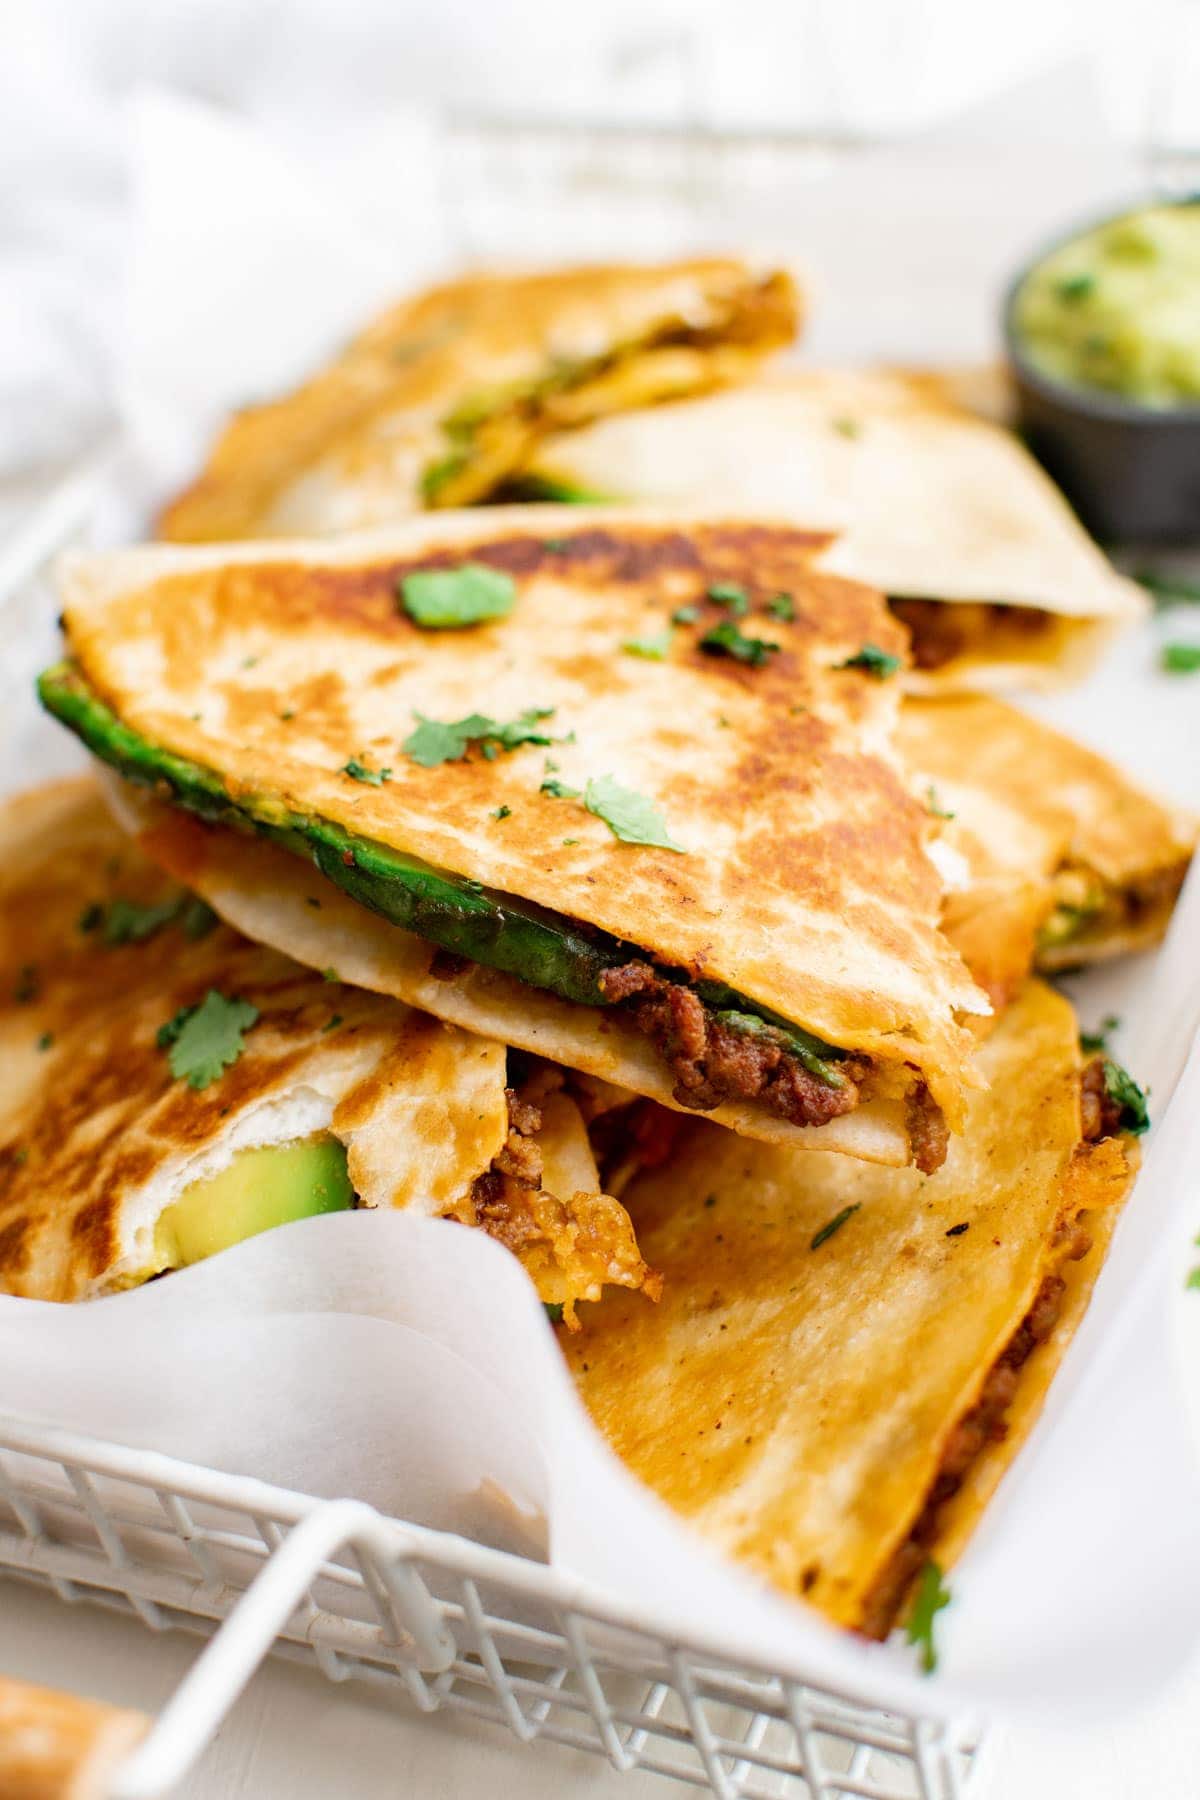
{"left": 1003, "top": 202, "right": 1200, "bottom": 548}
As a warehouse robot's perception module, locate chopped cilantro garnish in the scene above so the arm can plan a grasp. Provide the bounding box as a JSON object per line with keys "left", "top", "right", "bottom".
{"left": 1187, "top": 1267, "right": 1200, "bottom": 1291}
{"left": 700, "top": 620, "right": 780, "bottom": 667}
{"left": 707, "top": 583, "right": 750, "bottom": 616}
{"left": 157, "top": 990, "right": 260, "bottom": 1091}
{"left": 1161, "top": 643, "right": 1200, "bottom": 674}
{"left": 671, "top": 603, "right": 700, "bottom": 625}
{"left": 37, "top": 1032, "right": 53, "bottom": 1052}
{"left": 622, "top": 628, "right": 673, "bottom": 660}
{"left": 322, "top": 968, "right": 341, "bottom": 983}
{"left": 542, "top": 537, "right": 570, "bottom": 553}
{"left": 544, "top": 1302, "right": 565, "bottom": 1324}
{"left": 562, "top": 838, "right": 579, "bottom": 846}
{"left": 77, "top": 901, "right": 103, "bottom": 934}
{"left": 584, "top": 776, "right": 684, "bottom": 852}
{"left": 831, "top": 415, "right": 861, "bottom": 438}
{"left": 766, "top": 592, "right": 795, "bottom": 621}
{"left": 906, "top": 1561, "right": 950, "bottom": 1674}
{"left": 403, "top": 708, "right": 558, "bottom": 768}
{"left": 493, "top": 804, "right": 512, "bottom": 820}
{"left": 341, "top": 759, "right": 391, "bottom": 786}
{"left": 838, "top": 643, "right": 901, "bottom": 679}
{"left": 399, "top": 562, "right": 517, "bottom": 629}
{"left": 322, "top": 1013, "right": 344, "bottom": 1033}
{"left": 1103, "top": 1059, "right": 1150, "bottom": 1134}
{"left": 541, "top": 777, "right": 581, "bottom": 799}
{"left": 180, "top": 897, "right": 218, "bottom": 941}
{"left": 810, "top": 1203, "right": 861, "bottom": 1250}
{"left": 926, "top": 785, "right": 955, "bottom": 821}
{"left": 103, "top": 895, "right": 186, "bottom": 946}
{"left": 1136, "top": 569, "right": 1200, "bottom": 610}
{"left": 241, "top": 655, "right": 259, "bottom": 670}
{"left": 1080, "top": 1014, "right": 1120, "bottom": 1054}
{"left": 280, "top": 709, "right": 295, "bottom": 721}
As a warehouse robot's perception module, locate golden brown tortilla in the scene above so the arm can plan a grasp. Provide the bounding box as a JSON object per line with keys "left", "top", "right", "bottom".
{"left": 523, "top": 371, "right": 1145, "bottom": 691}
{"left": 899, "top": 695, "right": 1195, "bottom": 1003}
{"left": 158, "top": 259, "right": 799, "bottom": 542}
{"left": 0, "top": 779, "right": 651, "bottom": 1313}
{"left": 50, "top": 510, "right": 989, "bottom": 1167}
{"left": 564, "top": 980, "right": 1134, "bottom": 1635}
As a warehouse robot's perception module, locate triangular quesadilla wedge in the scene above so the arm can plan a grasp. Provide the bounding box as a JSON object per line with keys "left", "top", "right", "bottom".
{"left": 564, "top": 979, "right": 1137, "bottom": 1639}
{"left": 899, "top": 695, "right": 1195, "bottom": 1005}
{"left": 0, "top": 779, "right": 654, "bottom": 1318}
{"left": 157, "top": 259, "right": 799, "bottom": 543}
{"left": 520, "top": 371, "right": 1145, "bottom": 692}
{"left": 40, "top": 512, "right": 989, "bottom": 1174}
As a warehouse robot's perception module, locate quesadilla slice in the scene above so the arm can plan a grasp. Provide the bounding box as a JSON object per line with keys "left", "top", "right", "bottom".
{"left": 40, "top": 512, "right": 989, "bottom": 1173}
{"left": 157, "top": 259, "right": 799, "bottom": 543}
{"left": 0, "top": 778, "right": 654, "bottom": 1318}
{"left": 899, "top": 695, "right": 1195, "bottom": 1004}
{"left": 564, "top": 979, "right": 1137, "bottom": 1638}
{"left": 519, "top": 371, "right": 1145, "bottom": 691}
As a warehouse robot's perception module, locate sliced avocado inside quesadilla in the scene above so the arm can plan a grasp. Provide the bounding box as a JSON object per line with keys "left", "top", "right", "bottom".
{"left": 155, "top": 1135, "right": 355, "bottom": 1267}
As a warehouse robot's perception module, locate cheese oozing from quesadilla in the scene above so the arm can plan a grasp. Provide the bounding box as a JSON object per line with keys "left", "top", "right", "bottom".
{"left": 898, "top": 695, "right": 1195, "bottom": 1007}
{"left": 157, "top": 260, "right": 799, "bottom": 543}
{"left": 0, "top": 779, "right": 654, "bottom": 1318}
{"left": 564, "top": 979, "right": 1136, "bottom": 1639}
{"left": 515, "top": 371, "right": 1145, "bottom": 693}
{"left": 41, "top": 513, "right": 989, "bottom": 1174}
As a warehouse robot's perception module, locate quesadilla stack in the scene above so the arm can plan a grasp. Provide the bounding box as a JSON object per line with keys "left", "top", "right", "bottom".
{"left": 38, "top": 510, "right": 990, "bottom": 1175}
{"left": 899, "top": 696, "right": 1195, "bottom": 1007}
{"left": 157, "top": 259, "right": 799, "bottom": 542}
{"left": 0, "top": 778, "right": 654, "bottom": 1317}
{"left": 565, "top": 980, "right": 1137, "bottom": 1635}
{"left": 519, "top": 370, "right": 1145, "bottom": 691}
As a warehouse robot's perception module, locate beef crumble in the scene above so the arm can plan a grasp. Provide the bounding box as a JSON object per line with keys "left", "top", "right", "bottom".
{"left": 597, "top": 959, "right": 871, "bottom": 1133}
{"left": 1080, "top": 1057, "right": 1124, "bottom": 1143}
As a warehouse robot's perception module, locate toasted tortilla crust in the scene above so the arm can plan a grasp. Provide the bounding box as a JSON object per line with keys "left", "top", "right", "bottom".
{"left": 563, "top": 980, "right": 1133, "bottom": 1632}
{"left": 899, "top": 694, "right": 1195, "bottom": 1000}
{"left": 0, "top": 780, "right": 648, "bottom": 1308}
{"left": 158, "top": 260, "right": 799, "bottom": 543}
{"left": 523, "top": 370, "right": 1145, "bottom": 692}
{"left": 58, "top": 510, "right": 988, "bottom": 1143}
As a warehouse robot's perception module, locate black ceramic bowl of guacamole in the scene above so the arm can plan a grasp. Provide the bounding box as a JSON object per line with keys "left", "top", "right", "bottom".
{"left": 1004, "top": 199, "right": 1200, "bottom": 547}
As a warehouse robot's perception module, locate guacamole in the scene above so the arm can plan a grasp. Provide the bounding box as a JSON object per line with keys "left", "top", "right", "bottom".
{"left": 1014, "top": 203, "right": 1200, "bottom": 407}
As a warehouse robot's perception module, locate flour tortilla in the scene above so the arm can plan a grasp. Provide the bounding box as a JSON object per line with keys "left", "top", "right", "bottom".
{"left": 0, "top": 779, "right": 651, "bottom": 1311}
{"left": 51, "top": 509, "right": 988, "bottom": 1165}
{"left": 158, "top": 259, "right": 799, "bottom": 542}
{"left": 564, "top": 980, "right": 1134, "bottom": 1633}
{"left": 524, "top": 371, "right": 1145, "bottom": 692}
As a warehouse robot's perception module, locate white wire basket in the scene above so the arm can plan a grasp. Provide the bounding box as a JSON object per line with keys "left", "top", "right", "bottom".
{"left": 0, "top": 1415, "right": 985, "bottom": 1799}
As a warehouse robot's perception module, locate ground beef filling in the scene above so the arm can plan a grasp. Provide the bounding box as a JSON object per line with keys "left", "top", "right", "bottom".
{"left": 1080, "top": 1056, "right": 1124, "bottom": 1143}
{"left": 857, "top": 1217, "right": 1093, "bottom": 1642}
{"left": 467, "top": 1088, "right": 545, "bottom": 1248}
{"left": 596, "top": 961, "right": 869, "bottom": 1132}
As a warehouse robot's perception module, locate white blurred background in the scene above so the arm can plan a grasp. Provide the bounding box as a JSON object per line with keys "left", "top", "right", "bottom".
{"left": 0, "top": 0, "right": 1196, "bottom": 489}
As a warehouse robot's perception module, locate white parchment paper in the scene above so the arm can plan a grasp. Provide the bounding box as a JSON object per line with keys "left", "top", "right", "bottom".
{"left": 2, "top": 85, "right": 1199, "bottom": 1726}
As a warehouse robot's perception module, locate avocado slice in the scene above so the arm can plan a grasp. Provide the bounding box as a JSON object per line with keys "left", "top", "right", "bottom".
{"left": 155, "top": 1135, "right": 355, "bottom": 1268}
{"left": 38, "top": 662, "right": 843, "bottom": 1084}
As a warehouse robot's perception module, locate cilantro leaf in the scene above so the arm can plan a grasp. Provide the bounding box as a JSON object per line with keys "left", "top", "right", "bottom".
{"left": 1161, "top": 643, "right": 1200, "bottom": 674}
{"left": 707, "top": 583, "right": 750, "bottom": 616}
{"left": 671, "top": 603, "right": 700, "bottom": 625}
{"left": 700, "top": 620, "right": 780, "bottom": 668}
{"left": 403, "top": 708, "right": 557, "bottom": 768}
{"left": 541, "top": 777, "right": 581, "bottom": 799}
{"left": 180, "top": 897, "right": 219, "bottom": 941}
{"left": 103, "top": 895, "right": 186, "bottom": 946}
{"left": 766, "top": 592, "right": 795, "bottom": 620}
{"left": 493, "top": 805, "right": 512, "bottom": 820}
{"left": 1080, "top": 1014, "right": 1120, "bottom": 1055}
{"left": 810, "top": 1203, "right": 860, "bottom": 1250}
{"left": 584, "top": 776, "right": 684, "bottom": 852}
{"left": 837, "top": 643, "right": 901, "bottom": 680}
{"left": 926, "top": 785, "right": 955, "bottom": 821}
{"left": 1103, "top": 1058, "right": 1150, "bottom": 1135}
{"left": 157, "top": 990, "right": 260, "bottom": 1091}
{"left": 1187, "top": 1267, "right": 1200, "bottom": 1291}
{"left": 544, "top": 1302, "right": 565, "bottom": 1324}
{"left": 622, "top": 628, "right": 673, "bottom": 660}
{"left": 341, "top": 758, "right": 391, "bottom": 786}
{"left": 906, "top": 1561, "right": 950, "bottom": 1674}
{"left": 398, "top": 563, "right": 517, "bottom": 629}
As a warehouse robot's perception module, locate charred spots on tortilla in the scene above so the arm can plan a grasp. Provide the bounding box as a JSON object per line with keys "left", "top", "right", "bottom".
{"left": 945, "top": 1222, "right": 969, "bottom": 1238}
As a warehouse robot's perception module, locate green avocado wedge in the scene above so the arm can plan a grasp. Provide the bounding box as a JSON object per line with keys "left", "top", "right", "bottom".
{"left": 155, "top": 1136, "right": 355, "bottom": 1268}
{"left": 37, "top": 661, "right": 844, "bottom": 1086}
